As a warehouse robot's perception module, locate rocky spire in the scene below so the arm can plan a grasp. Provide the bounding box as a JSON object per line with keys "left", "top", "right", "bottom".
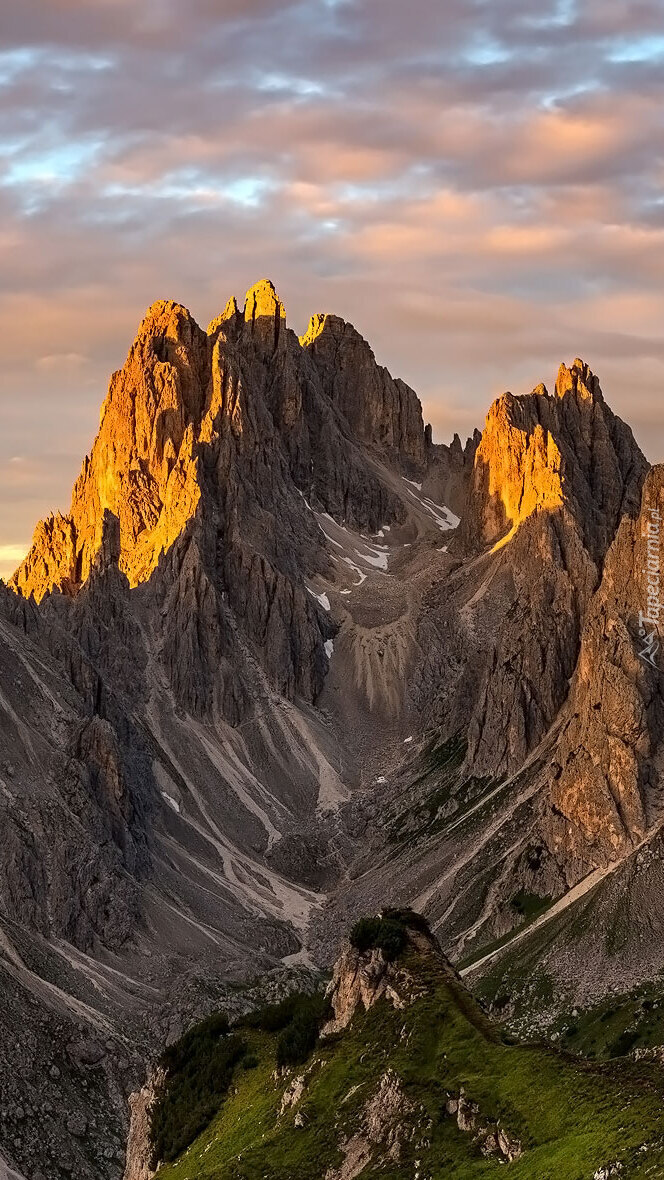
{"left": 12, "top": 300, "right": 208, "bottom": 599}
{"left": 461, "top": 361, "right": 646, "bottom": 560}
{"left": 452, "top": 362, "right": 648, "bottom": 779}
{"left": 243, "top": 278, "right": 287, "bottom": 353}
{"left": 301, "top": 312, "right": 426, "bottom": 466}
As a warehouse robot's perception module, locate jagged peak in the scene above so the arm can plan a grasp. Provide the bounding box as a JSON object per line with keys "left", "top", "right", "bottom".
{"left": 91, "top": 510, "right": 121, "bottom": 577}
{"left": 135, "top": 299, "right": 199, "bottom": 342}
{"left": 481, "top": 360, "right": 604, "bottom": 437}
{"left": 299, "top": 311, "right": 327, "bottom": 347}
{"left": 484, "top": 359, "right": 602, "bottom": 426}
{"left": 555, "top": 358, "right": 603, "bottom": 402}
{"left": 484, "top": 382, "right": 546, "bottom": 423}
{"left": 463, "top": 358, "right": 645, "bottom": 556}
{"left": 243, "top": 278, "right": 286, "bottom": 324}
{"left": 299, "top": 311, "right": 365, "bottom": 351}
{"left": 207, "top": 295, "right": 240, "bottom": 336}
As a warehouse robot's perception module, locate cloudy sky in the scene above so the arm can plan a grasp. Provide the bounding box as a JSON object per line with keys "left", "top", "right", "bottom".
{"left": 2, "top": 0, "right": 664, "bottom": 578}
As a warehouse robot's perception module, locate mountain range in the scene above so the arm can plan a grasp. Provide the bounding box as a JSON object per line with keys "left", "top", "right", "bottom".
{"left": 1, "top": 279, "right": 663, "bottom": 1180}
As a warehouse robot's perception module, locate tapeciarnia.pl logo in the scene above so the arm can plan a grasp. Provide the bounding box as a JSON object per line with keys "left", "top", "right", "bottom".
{"left": 637, "top": 504, "right": 662, "bottom": 669}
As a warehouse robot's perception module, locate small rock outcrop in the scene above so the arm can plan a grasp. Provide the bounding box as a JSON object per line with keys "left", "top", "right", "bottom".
{"left": 279, "top": 1073, "right": 308, "bottom": 1116}
{"left": 123, "top": 1072, "right": 163, "bottom": 1180}
{"left": 325, "top": 1069, "right": 417, "bottom": 1180}
{"left": 322, "top": 917, "right": 463, "bottom": 1037}
{"left": 446, "top": 1090, "right": 522, "bottom": 1162}
{"left": 322, "top": 944, "right": 412, "bottom": 1035}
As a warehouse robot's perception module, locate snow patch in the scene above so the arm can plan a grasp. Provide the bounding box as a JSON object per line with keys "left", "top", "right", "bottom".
{"left": 421, "top": 496, "right": 460, "bottom": 531}
{"left": 161, "top": 791, "right": 181, "bottom": 814}
{"left": 307, "top": 587, "right": 331, "bottom": 611}
{"left": 402, "top": 482, "right": 460, "bottom": 532}
{"left": 324, "top": 639, "right": 334, "bottom": 659}
{"left": 357, "top": 545, "right": 389, "bottom": 570}
{"left": 403, "top": 478, "right": 423, "bottom": 491}
{"left": 343, "top": 557, "right": 367, "bottom": 585}
{"left": 376, "top": 775, "right": 387, "bottom": 784}
{"left": 320, "top": 526, "right": 344, "bottom": 550}
{"left": 403, "top": 736, "right": 413, "bottom": 744}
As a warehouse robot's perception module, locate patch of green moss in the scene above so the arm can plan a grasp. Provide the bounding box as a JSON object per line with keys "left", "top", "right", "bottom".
{"left": 555, "top": 983, "right": 664, "bottom": 1062}
{"left": 387, "top": 733, "right": 506, "bottom": 848}
{"left": 511, "top": 890, "right": 553, "bottom": 922}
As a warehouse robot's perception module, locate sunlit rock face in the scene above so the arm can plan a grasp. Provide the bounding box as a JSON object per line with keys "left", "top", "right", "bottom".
{"left": 13, "top": 281, "right": 427, "bottom": 605}
{"left": 12, "top": 299, "right": 208, "bottom": 597}
{"left": 445, "top": 360, "right": 648, "bottom": 779}
{"left": 461, "top": 359, "right": 646, "bottom": 557}
{"left": 9, "top": 281, "right": 434, "bottom": 728}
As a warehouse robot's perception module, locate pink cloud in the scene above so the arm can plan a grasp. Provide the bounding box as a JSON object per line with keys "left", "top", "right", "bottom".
{"left": 3, "top": 0, "right": 664, "bottom": 560}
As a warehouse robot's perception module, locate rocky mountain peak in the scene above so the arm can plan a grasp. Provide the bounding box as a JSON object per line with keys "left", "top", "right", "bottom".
{"left": 300, "top": 311, "right": 427, "bottom": 466}
{"left": 555, "top": 357, "right": 603, "bottom": 402}
{"left": 12, "top": 282, "right": 435, "bottom": 605}
{"left": 243, "top": 277, "right": 286, "bottom": 322}
{"left": 241, "top": 278, "right": 287, "bottom": 353}
{"left": 461, "top": 383, "right": 565, "bottom": 551}
{"left": 5, "top": 288, "right": 664, "bottom": 1180}
{"left": 207, "top": 294, "right": 240, "bottom": 336}
{"left": 461, "top": 360, "right": 646, "bottom": 558}
{"left": 447, "top": 361, "right": 649, "bottom": 784}
{"left": 12, "top": 298, "right": 208, "bottom": 600}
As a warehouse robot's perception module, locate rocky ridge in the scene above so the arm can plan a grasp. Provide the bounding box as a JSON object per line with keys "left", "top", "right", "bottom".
{"left": 142, "top": 914, "right": 661, "bottom": 1179}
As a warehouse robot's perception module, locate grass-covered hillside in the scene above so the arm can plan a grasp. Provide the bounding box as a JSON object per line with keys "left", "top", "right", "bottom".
{"left": 152, "top": 913, "right": 664, "bottom": 1179}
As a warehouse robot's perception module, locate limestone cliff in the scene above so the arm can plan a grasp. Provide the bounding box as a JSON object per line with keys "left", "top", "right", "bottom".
{"left": 542, "top": 464, "right": 664, "bottom": 868}
{"left": 13, "top": 300, "right": 208, "bottom": 597}
{"left": 454, "top": 360, "right": 648, "bottom": 777}
{"left": 462, "top": 359, "right": 645, "bottom": 558}
{"left": 300, "top": 312, "right": 426, "bottom": 467}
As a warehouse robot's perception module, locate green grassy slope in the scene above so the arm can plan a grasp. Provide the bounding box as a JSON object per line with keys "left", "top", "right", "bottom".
{"left": 154, "top": 938, "right": 664, "bottom": 1180}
